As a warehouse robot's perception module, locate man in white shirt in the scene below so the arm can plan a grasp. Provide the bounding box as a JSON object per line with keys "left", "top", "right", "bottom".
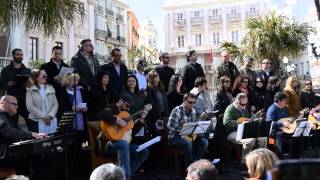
{"left": 134, "top": 59, "right": 147, "bottom": 91}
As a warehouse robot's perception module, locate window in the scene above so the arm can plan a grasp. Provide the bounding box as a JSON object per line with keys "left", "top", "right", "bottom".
{"left": 194, "top": 11, "right": 200, "bottom": 17}
{"left": 231, "top": 31, "right": 238, "bottom": 43}
{"left": 213, "top": 32, "right": 220, "bottom": 45}
{"left": 29, "top": 37, "right": 38, "bottom": 60}
{"left": 231, "top": 7, "right": 237, "bottom": 14}
{"left": 177, "top": 13, "right": 183, "bottom": 20}
{"left": 177, "top": 36, "right": 184, "bottom": 48}
{"left": 249, "top": 4, "right": 256, "bottom": 12}
{"left": 212, "top": 9, "right": 219, "bottom": 17}
{"left": 195, "top": 34, "right": 202, "bottom": 46}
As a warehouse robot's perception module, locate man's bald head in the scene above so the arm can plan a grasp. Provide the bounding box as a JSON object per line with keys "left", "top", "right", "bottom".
{"left": 0, "top": 95, "right": 18, "bottom": 116}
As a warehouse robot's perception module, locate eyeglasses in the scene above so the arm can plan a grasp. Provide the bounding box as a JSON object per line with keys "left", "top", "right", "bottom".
{"left": 306, "top": 83, "right": 312, "bottom": 86}
{"left": 162, "top": 56, "right": 169, "bottom": 59}
{"left": 256, "top": 81, "right": 263, "bottom": 83}
{"left": 187, "top": 100, "right": 196, "bottom": 104}
{"left": 7, "top": 101, "right": 18, "bottom": 108}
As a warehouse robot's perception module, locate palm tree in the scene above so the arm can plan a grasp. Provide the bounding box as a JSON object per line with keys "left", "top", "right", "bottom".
{"left": 221, "top": 11, "right": 310, "bottom": 73}
{"left": 0, "top": 0, "right": 82, "bottom": 35}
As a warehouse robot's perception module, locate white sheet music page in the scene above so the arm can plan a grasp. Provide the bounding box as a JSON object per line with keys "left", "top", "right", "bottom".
{"left": 236, "top": 123, "right": 244, "bottom": 141}
{"left": 136, "top": 136, "right": 161, "bottom": 152}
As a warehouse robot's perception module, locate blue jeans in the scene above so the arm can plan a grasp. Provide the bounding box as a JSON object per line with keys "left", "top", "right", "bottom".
{"left": 107, "top": 140, "right": 149, "bottom": 180}
{"left": 169, "top": 136, "right": 208, "bottom": 166}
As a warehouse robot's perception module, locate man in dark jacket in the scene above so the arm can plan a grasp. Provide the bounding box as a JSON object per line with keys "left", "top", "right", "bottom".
{"left": 70, "top": 39, "right": 100, "bottom": 91}
{"left": 101, "top": 48, "right": 128, "bottom": 100}
{"left": 182, "top": 50, "right": 205, "bottom": 92}
{"left": 216, "top": 50, "right": 239, "bottom": 86}
{"left": 155, "top": 52, "right": 175, "bottom": 92}
{"left": 41, "top": 46, "right": 69, "bottom": 97}
{"left": 0, "top": 49, "right": 31, "bottom": 124}
{"left": 256, "top": 58, "right": 273, "bottom": 87}
{"left": 97, "top": 94, "right": 148, "bottom": 180}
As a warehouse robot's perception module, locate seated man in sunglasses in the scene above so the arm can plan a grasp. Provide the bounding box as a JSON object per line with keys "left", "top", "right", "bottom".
{"left": 223, "top": 93, "right": 266, "bottom": 158}
{"left": 167, "top": 93, "right": 208, "bottom": 167}
{"left": 96, "top": 94, "right": 149, "bottom": 180}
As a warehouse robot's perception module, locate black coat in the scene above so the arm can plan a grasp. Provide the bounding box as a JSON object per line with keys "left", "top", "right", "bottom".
{"left": 0, "top": 62, "right": 31, "bottom": 120}
{"left": 70, "top": 52, "right": 100, "bottom": 91}
{"left": 155, "top": 65, "right": 175, "bottom": 92}
{"left": 182, "top": 63, "right": 205, "bottom": 92}
{"left": 300, "top": 91, "right": 320, "bottom": 109}
{"left": 214, "top": 90, "right": 232, "bottom": 115}
{"left": 256, "top": 70, "right": 273, "bottom": 87}
{"left": 40, "top": 59, "right": 69, "bottom": 96}
{"left": 251, "top": 87, "right": 268, "bottom": 112}
{"left": 167, "top": 90, "right": 183, "bottom": 113}
{"left": 101, "top": 62, "right": 128, "bottom": 100}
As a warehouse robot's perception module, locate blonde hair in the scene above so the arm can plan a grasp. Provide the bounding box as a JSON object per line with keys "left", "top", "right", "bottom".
{"left": 246, "top": 148, "right": 279, "bottom": 179}
{"left": 284, "top": 76, "right": 299, "bottom": 92}
{"left": 61, "top": 73, "right": 80, "bottom": 87}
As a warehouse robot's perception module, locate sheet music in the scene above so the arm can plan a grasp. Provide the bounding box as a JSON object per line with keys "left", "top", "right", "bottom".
{"left": 179, "top": 121, "right": 211, "bottom": 136}
{"left": 236, "top": 123, "right": 244, "bottom": 141}
{"left": 136, "top": 136, "right": 161, "bottom": 152}
{"left": 58, "top": 67, "right": 74, "bottom": 76}
{"left": 293, "top": 121, "right": 312, "bottom": 137}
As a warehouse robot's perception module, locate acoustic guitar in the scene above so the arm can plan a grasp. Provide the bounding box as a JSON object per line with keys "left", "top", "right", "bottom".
{"left": 307, "top": 105, "right": 320, "bottom": 130}
{"left": 237, "top": 110, "right": 264, "bottom": 124}
{"left": 277, "top": 108, "right": 309, "bottom": 134}
{"left": 100, "top": 104, "right": 152, "bottom": 142}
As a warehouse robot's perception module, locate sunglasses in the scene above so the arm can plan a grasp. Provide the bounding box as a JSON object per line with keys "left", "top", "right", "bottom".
{"left": 162, "top": 56, "right": 169, "bottom": 59}
{"left": 256, "top": 81, "right": 262, "bottom": 83}
{"left": 240, "top": 103, "right": 247, "bottom": 106}
{"left": 187, "top": 100, "right": 196, "bottom": 104}
{"left": 306, "top": 83, "right": 312, "bottom": 85}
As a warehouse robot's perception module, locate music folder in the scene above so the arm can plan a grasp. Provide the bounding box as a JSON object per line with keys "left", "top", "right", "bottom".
{"left": 179, "top": 121, "right": 211, "bottom": 136}
{"left": 236, "top": 120, "right": 272, "bottom": 141}
{"left": 292, "top": 121, "right": 312, "bottom": 137}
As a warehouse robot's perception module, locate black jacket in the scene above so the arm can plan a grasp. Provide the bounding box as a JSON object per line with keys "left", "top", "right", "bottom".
{"left": 251, "top": 87, "right": 268, "bottom": 112}
{"left": 301, "top": 91, "right": 320, "bottom": 109}
{"left": 155, "top": 65, "right": 175, "bottom": 92}
{"left": 167, "top": 90, "right": 183, "bottom": 113}
{"left": 0, "top": 112, "right": 32, "bottom": 144}
{"left": 0, "top": 62, "right": 31, "bottom": 119}
{"left": 256, "top": 70, "right": 273, "bottom": 87}
{"left": 214, "top": 90, "right": 232, "bottom": 115}
{"left": 70, "top": 51, "right": 100, "bottom": 90}
{"left": 216, "top": 62, "right": 240, "bottom": 85}
{"left": 40, "top": 59, "right": 69, "bottom": 95}
{"left": 101, "top": 62, "right": 128, "bottom": 99}
{"left": 182, "top": 63, "right": 205, "bottom": 92}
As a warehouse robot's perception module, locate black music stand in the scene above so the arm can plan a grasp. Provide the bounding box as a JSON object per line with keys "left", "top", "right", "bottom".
{"left": 179, "top": 121, "right": 211, "bottom": 143}
{"left": 58, "top": 111, "right": 75, "bottom": 180}
{"left": 236, "top": 120, "right": 272, "bottom": 141}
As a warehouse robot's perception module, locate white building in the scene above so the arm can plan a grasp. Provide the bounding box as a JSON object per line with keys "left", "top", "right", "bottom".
{"left": 162, "top": 0, "right": 269, "bottom": 87}
{"left": 0, "top": 0, "right": 94, "bottom": 66}
{"left": 139, "top": 20, "right": 159, "bottom": 63}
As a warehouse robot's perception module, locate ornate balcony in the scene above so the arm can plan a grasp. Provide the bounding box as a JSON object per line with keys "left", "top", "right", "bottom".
{"left": 116, "top": 14, "right": 124, "bottom": 22}
{"left": 174, "top": 19, "right": 186, "bottom": 28}
{"left": 94, "top": 5, "right": 103, "bottom": 14}
{"left": 117, "top": 36, "right": 126, "bottom": 44}
{"left": 246, "top": 11, "right": 259, "bottom": 19}
{"left": 227, "top": 13, "right": 241, "bottom": 23}
{"left": 208, "top": 15, "right": 222, "bottom": 25}
{"left": 191, "top": 17, "right": 203, "bottom": 26}
{"left": 106, "top": 8, "right": 114, "bottom": 18}
{"left": 95, "top": 29, "right": 107, "bottom": 39}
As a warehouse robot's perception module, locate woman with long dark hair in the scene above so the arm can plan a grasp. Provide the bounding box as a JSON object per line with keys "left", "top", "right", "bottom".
{"left": 122, "top": 74, "right": 145, "bottom": 114}
{"left": 87, "top": 71, "right": 114, "bottom": 120}
{"left": 214, "top": 75, "right": 233, "bottom": 115}
{"left": 251, "top": 77, "right": 268, "bottom": 112}
{"left": 167, "top": 74, "right": 184, "bottom": 113}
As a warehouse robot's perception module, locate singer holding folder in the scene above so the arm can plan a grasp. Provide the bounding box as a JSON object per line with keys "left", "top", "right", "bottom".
{"left": 223, "top": 93, "right": 266, "bottom": 158}
{"left": 167, "top": 93, "right": 208, "bottom": 167}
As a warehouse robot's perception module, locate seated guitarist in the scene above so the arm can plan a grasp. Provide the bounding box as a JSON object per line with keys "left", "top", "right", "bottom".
{"left": 223, "top": 93, "right": 267, "bottom": 158}
{"left": 266, "top": 92, "right": 292, "bottom": 156}
{"left": 167, "top": 93, "right": 208, "bottom": 167}
{"left": 97, "top": 94, "right": 149, "bottom": 180}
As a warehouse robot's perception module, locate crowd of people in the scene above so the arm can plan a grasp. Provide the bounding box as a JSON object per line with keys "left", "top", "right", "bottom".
{"left": 1, "top": 38, "right": 320, "bottom": 180}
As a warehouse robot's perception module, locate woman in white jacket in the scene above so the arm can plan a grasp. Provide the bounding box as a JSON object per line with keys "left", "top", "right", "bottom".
{"left": 26, "top": 69, "right": 58, "bottom": 134}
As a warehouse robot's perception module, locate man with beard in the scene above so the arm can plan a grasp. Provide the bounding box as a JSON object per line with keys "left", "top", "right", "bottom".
{"left": 155, "top": 52, "right": 175, "bottom": 92}
{"left": 239, "top": 56, "right": 256, "bottom": 87}
{"left": 0, "top": 49, "right": 31, "bottom": 128}
{"left": 41, "top": 46, "right": 69, "bottom": 97}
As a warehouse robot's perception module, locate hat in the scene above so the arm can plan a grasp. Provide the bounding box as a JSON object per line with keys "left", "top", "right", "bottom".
{"left": 119, "top": 94, "right": 134, "bottom": 106}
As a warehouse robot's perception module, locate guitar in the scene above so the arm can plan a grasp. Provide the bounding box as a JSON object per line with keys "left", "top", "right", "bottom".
{"left": 308, "top": 105, "right": 320, "bottom": 130}
{"left": 277, "top": 108, "right": 309, "bottom": 134}
{"left": 237, "top": 110, "right": 264, "bottom": 124}
{"left": 99, "top": 104, "right": 152, "bottom": 142}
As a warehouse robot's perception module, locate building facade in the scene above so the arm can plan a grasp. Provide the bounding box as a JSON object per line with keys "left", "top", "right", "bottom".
{"left": 127, "top": 10, "right": 140, "bottom": 50}
{"left": 0, "top": 0, "right": 94, "bottom": 66}
{"left": 139, "top": 20, "right": 159, "bottom": 63}
{"left": 162, "top": 0, "right": 269, "bottom": 87}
